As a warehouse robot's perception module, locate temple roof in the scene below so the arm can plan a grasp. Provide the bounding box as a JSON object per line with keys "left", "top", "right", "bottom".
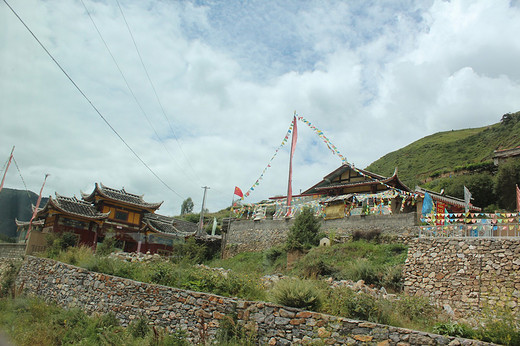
{"left": 82, "top": 183, "right": 163, "bottom": 210}
{"left": 39, "top": 193, "right": 110, "bottom": 220}
{"left": 415, "top": 186, "right": 482, "bottom": 212}
{"left": 303, "top": 164, "right": 411, "bottom": 195}
{"left": 142, "top": 213, "right": 197, "bottom": 236}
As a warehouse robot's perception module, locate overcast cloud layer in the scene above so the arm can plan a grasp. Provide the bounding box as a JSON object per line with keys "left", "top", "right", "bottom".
{"left": 1, "top": 0, "right": 520, "bottom": 214}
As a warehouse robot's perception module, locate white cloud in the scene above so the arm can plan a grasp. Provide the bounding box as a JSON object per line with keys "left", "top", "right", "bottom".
{"left": 1, "top": 0, "right": 520, "bottom": 214}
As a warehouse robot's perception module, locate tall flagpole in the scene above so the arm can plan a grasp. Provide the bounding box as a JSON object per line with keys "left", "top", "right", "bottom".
{"left": 0, "top": 146, "right": 15, "bottom": 194}
{"left": 286, "top": 113, "right": 298, "bottom": 217}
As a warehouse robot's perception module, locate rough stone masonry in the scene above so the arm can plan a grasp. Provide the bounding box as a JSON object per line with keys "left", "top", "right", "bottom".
{"left": 15, "top": 256, "right": 492, "bottom": 345}
{"left": 403, "top": 237, "right": 520, "bottom": 319}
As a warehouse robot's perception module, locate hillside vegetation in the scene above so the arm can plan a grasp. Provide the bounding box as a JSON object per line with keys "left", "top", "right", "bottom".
{"left": 366, "top": 111, "right": 520, "bottom": 188}
{"left": 366, "top": 112, "right": 520, "bottom": 211}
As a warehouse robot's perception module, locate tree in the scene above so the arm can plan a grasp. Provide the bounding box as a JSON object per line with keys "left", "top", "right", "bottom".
{"left": 286, "top": 207, "right": 321, "bottom": 251}
{"left": 180, "top": 197, "right": 194, "bottom": 215}
{"left": 495, "top": 159, "right": 520, "bottom": 211}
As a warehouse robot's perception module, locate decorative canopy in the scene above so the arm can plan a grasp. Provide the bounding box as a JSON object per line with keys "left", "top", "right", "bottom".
{"left": 82, "top": 183, "right": 163, "bottom": 210}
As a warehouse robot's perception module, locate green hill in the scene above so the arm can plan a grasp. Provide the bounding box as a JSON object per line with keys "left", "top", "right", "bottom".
{"left": 0, "top": 188, "right": 47, "bottom": 241}
{"left": 365, "top": 112, "right": 520, "bottom": 211}
{"left": 366, "top": 112, "right": 520, "bottom": 188}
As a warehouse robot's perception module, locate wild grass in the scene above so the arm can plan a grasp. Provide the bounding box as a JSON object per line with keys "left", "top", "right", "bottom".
{"left": 0, "top": 297, "right": 188, "bottom": 346}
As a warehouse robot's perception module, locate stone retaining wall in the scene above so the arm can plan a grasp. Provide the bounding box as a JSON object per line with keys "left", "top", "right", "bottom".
{"left": 15, "top": 256, "right": 489, "bottom": 345}
{"left": 0, "top": 243, "right": 26, "bottom": 258}
{"left": 224, "top": 213, "right": 418, "bottom": 258}
{"left": 403, "top": 238, "right": 520, "bottom": 319}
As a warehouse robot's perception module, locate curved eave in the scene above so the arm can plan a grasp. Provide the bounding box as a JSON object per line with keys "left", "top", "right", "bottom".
{"left": 91, "top": 183, "right": 163, "bottom": 210}
{"left": 43, "top": 196, "right": 110, "bottom": 221}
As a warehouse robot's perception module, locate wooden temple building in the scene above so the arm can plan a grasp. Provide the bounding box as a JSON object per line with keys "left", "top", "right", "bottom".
{"left": 22, "top": 183, "right": 197, "bottom": 255}
{"left": 270, "top": 164, "right": 481, "bottom": 220}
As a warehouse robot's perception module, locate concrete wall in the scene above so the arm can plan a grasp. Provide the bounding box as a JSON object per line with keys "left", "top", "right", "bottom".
{"left": 16, "top": 256, "right": 489, "bottom": 345}
{"left": 0, "top": 243, "right": 26, "bottom": 258}
{"left": 224, "top": 213, "right": 418, "bottom": 258}
{"left": 403, "top": 238, "right": 520, "bottom": 319}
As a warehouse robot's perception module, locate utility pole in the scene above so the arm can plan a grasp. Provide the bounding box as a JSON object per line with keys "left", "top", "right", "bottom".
{"left": 197, "top": 186, "right": 210, "bottom": 236}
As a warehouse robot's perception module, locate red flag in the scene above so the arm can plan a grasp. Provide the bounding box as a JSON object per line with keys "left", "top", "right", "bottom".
{"left": 286, "top": 115, "right": 298, "bottom": 213}
{"left": 516, "top": 184, "right": 520, "bottom": 212}
{"left": 234, "top": 186, "right": 243, "bottom": 198}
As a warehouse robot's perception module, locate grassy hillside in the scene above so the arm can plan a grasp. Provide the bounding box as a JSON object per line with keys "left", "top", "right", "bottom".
{"left": 0, "top": 188, "right": 47, "bottom": 240}
{"left": 366, "top": 111, "right": 520, "bottom": 189}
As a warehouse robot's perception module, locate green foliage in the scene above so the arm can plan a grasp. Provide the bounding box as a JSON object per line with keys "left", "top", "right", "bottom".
{"left": 270, "top": 278, "right": 322, "bottom": 310}
{"left": 180, "top": 197, "right": 194, "bottom": 215}
{"left": 475, "top": 304, "right": 520, "bottom": 346}
{"left": 495, "top": 159, "right": 520, "bottom": 210}
{"left": 0, "top": 261, "right": 21, "bottom": 297}
{"left": 128, "top": 317, "right": 150, "bottom": 338}
{"left": 171, "top": 237, "right": 213, "bottom": 264}
{"left": 0, "top": 297, "right": 188, "bottom": 345}
{"left": 216, "top": 313, "right": 256, "bottom": 345}
{"left": 433, "top": 322, "right": 475, "bottom": 339}
{"left": 286, "top": 207, "right": 321, "bottom": 251}
{"left": 352, "top": 229, "right": 381, "bottom": 242}
{"left": 366, "top": 111, "right": 520, "bottom": 190}
{"left": 45, "top": 232, "right": 79, "bottom": 258}
{"left": 96, "top": 235, "right": 117, "bottom": 256}
{"left": 324, "top": 287, "right": 391, "bottom": 324}
{"left": 293, "top": 241, "right": 407, "bottom": 291}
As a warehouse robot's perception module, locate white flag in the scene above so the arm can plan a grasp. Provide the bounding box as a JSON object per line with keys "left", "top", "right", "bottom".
{"left": 464, "top": 186, "right": 472, "bottom": 213}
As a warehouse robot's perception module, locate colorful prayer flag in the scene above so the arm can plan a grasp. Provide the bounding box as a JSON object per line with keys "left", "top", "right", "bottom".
{"left": 234, "top": 186, "right": 243, "bottom": 198}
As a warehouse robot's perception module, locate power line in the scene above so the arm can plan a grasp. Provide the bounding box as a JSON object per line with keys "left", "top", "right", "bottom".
{"left": 115, "top": 0, "right": 204, "bottom": 185}
{"left": 79, "top": 0, "right": 198, "bottom": 187}
{"left": 3, "top": 0, "right": 184, "bottom": 199}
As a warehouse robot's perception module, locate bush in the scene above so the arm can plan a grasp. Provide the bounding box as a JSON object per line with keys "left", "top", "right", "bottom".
{"left": 216, "top": 313, "right": 256, "bottom": 345}
{"left": 475, "top": 304, "right": 520, "bottom": 345}
{"left": 96, "top": 236, "right": 117, "bottom": 256}
{"left": 395, "top": 295, "right": 435, "bottom": 322}
{"left": 324, "top": 287, "right": 391, "bottom": 324}
{"left": 128, "top": 317, "right": 150, "bottom": 338}
{"left": 352, "top": 229, "right": 381, "bottom": 242}
{"left": 285, "top": 207, "right": 321, "bottom": 251}
{"left": 270, "top": 278, "right": 322, "bottom": 311}
{"left": 45, "top": 232, "right": 79, "bottom": 257}
{"left": 434, "top": 322, "right": 475, "bottom": 339}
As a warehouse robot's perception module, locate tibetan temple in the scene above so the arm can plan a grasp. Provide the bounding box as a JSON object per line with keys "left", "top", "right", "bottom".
{"left": 20, "top": 183, "right": 197, "bottom": 255}
{"left": 269, "top": 163, "right": 481, "bottom": 220}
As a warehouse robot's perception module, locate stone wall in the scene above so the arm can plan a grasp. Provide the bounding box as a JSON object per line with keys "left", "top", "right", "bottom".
{"left": 224, "top": 213, "right": 418, "bottom": 258}
{"left": 0, "top": 243, "right": 26, "bottom": 258}
{"left": 403, "top": 238, "right": 520, "bottom": 319}
{"left": 16, "top": 256, "right": 489, "bottom": 345}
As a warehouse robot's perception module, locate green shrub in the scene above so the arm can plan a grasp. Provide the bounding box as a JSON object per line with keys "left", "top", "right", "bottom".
{"left": 128, "top": 317, "right": 150, "bottom": 338}
{"left": 286, "top": 207, "right": 321, "bottom": 251}
{"left": 324, "top": 287, "right": 391, "bottom": 324}
{"left": 433, "top": 322, "right": 475, "bottom": 339}
{"left": 395, "top": 295, "right": 435, "bottom": 322}
{"left": 96, "top": 236, "right": 117, "bottom": 256}
{"left": 45, "top": 232, "right": 79, "bottom": 258}
{"left": 381, "top": 265, "right": 403, "bottom": 292}
{"left": 475, "top": 304, "right": 520, "bottom": 345}
{"left": 216, "top": 313, "right": 256, "bottom": 345}
{"left": 271, "top": 278, "right": 322, "bottom": 311}
{"left": 301, "top": 259, "right": 336, "bottom": 279}
{"left": 0, "top": 261, "right": 21, "bottom": 297}
{"left": 352, "top": 229, "right": 381, "bottom": 242}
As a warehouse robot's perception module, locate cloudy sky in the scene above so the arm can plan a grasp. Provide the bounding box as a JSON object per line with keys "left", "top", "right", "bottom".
{"left": 1, "top": 0, "right": 520, "bottom": 215}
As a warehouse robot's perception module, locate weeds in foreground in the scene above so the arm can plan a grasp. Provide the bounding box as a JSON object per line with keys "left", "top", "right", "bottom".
{"left": 0, "top": 297, "right": 188, "bottom": 346}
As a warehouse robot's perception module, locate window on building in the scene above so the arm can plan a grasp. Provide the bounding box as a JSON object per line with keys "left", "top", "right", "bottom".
{"left": 114, "top": 210, "right": 128, "bottom": 221}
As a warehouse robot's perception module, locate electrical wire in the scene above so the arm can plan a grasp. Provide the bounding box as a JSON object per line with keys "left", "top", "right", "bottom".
{"left": 79, "top": 0, "right": 200, "bottom": 187}
{"left": 3, "top": 0, "right": 184, "bottom": 199}
{"left": 115, "top": 0, "right": 204, "bottom": 185}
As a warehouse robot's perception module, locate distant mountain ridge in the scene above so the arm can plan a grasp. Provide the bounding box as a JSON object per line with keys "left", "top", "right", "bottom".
{"left": 0, "top": 188, "right": 48, "bottom": 240}
{"left": 365, "top": 111, "right": 520, "bottom": 190}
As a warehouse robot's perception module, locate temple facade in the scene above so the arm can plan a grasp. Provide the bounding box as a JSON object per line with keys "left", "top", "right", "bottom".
{"left": 23, "top": 183, "right": 197, "bottom": 255}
